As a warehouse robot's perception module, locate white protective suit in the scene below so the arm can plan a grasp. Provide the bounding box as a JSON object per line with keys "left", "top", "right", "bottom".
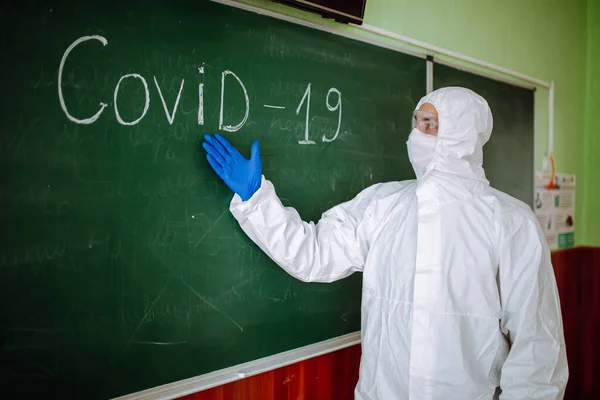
{"left": 230, "top": 87, "right": 568, "bottom": 399}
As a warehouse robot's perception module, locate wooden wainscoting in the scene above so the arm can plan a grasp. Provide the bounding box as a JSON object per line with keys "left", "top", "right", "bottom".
{"left": 554, "top": 247, "right": 600, "bottom": 399}
{"left": 182, "top": 344, "right": 361, "bottom": 400}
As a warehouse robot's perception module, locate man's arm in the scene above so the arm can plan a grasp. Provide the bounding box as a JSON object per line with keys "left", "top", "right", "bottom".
{"left": 230, "top": 177, "right": 377, "bottom": 283}
{"left": 498, "top": 215, "right": 569, "bottom": 399}
{"left": 202, "top": 133, "right": 376, "bottom": 283}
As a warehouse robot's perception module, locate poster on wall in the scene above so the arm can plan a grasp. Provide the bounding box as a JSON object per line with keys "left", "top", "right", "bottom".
{"left": 534, "top": 172, "right": 576, "bottom": 250}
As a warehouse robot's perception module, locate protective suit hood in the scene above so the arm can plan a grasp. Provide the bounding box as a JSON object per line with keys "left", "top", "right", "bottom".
{"left": 414, "top": 87, "right": 493, "bottom": 182}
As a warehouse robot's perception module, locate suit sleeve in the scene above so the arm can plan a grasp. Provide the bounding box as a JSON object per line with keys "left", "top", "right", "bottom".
{"left": 229, "top": 177, "right": 376, "bottom": 283}
{"left": 498, "top": 215, "right": 569, "bottom": 399}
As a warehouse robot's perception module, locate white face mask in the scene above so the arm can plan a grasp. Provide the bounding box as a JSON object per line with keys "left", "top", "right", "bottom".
{"left": 407, "top": 128, "right": 437, "bottom": 179}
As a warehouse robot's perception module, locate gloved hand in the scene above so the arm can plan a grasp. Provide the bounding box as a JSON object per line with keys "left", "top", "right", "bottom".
{"left": 202, "top": 133, "right": 262, "bottom": 201}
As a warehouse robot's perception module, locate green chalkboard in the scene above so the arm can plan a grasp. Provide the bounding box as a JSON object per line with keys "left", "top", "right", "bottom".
{"left": 434, "top": 63, "right": 535, "bottom": 206}
{"left": 0, "top": 0, "right": 425, "bottom": 397}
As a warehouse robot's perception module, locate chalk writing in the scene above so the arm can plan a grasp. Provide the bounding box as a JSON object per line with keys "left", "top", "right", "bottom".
{"left": 114, "top": 74, "right": 150, "bottom": 126}
{"left": 0, "top": 242, "right": 66, "bottom": 269}
{"left": 58, "top": 35, "right": 108, "bottom": 124}
{"left": 154, "top": 76, "right": 185, "bottom": 125}
{"left": 57, "top": 35, "right": 344, "bottom": 145}
{"left": 295, "top": 83, "right": 343, "bottom": 144}
{"left": 219, "top": 70, "right": 249, "bottom": 132}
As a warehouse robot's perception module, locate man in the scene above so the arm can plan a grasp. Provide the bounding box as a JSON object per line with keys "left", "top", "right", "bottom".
{"left": 202, "top": 87, "right": 568, "bottom": 399}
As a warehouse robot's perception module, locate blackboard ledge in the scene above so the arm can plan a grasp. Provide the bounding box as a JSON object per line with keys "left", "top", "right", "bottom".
{"left": 113, "top": 331, "right": 361, "bottom": 399}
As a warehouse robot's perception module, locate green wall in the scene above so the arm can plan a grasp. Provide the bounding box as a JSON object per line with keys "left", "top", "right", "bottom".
{"left": 237, "top": 0, "right": 596, "bottom": 245}
{"left": 581, "top": 0, "right": 600, "bottom": 245}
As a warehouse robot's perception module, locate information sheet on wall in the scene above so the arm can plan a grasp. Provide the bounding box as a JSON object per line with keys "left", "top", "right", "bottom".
{"left": 534, "top": 172, "right": 576, "bottom": 250}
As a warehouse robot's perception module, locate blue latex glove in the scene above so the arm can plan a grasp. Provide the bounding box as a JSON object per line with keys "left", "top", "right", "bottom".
{"left": 202, "top": 133, "right": 262, "bottom": 201}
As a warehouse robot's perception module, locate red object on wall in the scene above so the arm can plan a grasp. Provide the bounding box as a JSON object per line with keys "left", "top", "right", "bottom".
{"left": 555, "top": 247, "right": 600, "bottom": 400}
{"left": 180, "top": 247, "right": 600, "bottom": 400}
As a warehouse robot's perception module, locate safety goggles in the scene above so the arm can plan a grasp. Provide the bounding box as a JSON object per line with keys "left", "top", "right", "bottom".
{"left": 412, "top": 110, "right": 438, "bottom": 134}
